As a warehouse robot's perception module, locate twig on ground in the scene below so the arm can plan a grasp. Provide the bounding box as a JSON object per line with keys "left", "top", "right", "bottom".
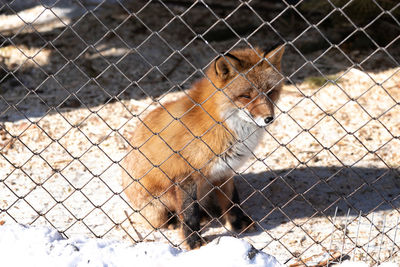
{"left": 289, "top": 250, "right": 342, "bottom": 267}
{"left": 124, "top": 210, "right": 144, "bottom": 241}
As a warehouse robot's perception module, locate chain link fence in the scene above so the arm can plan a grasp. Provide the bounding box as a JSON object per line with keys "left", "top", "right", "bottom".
{"left": 0, "top": 0, "right": 399, "bottom": 265}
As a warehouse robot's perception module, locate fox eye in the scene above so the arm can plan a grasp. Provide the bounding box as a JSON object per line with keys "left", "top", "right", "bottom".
{"left": 238, "top": 94, "right": 251, "bottom": 99}
{"left": 266, "top": 90, "right": 274, "bottom": 97}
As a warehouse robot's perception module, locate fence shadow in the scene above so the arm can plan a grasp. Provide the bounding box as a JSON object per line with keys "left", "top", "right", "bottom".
{"left": 233, "top": 166, "right": 400, "bottom": 232}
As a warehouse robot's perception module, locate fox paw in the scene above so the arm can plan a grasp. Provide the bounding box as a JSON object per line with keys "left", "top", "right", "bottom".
{"left": 226, "top": 207, "right": 256, "bottom": 233}
{"left": 182, "top": 232, "right": 205, "bottom": 250}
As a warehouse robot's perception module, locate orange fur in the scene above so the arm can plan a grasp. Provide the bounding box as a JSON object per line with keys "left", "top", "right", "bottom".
{"left": 122, "top": 45, "right": 285, "bottom": 247}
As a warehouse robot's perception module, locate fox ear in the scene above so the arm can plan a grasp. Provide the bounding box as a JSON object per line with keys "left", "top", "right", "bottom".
{"left": 263, "top": 44, "right": 285, "bottom": 71}
{"left": 214, "top": 53, "right": 242, "bottom": 79}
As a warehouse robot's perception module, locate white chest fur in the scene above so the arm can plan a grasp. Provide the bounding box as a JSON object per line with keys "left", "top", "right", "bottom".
{"left": 209, "top": 109, "right": 264, "bottom": 179}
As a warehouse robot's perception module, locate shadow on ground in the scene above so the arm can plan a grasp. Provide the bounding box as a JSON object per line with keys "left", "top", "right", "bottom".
{"left": 1, "top": 0, "right": 399, "bottom": 122}
{"left": 232, "top": 166, "right": 400, "bottom": 232}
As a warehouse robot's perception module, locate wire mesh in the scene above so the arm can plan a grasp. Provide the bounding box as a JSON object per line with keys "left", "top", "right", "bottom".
{"left": 0, "top": 0, "right": 399, "bottom": 265}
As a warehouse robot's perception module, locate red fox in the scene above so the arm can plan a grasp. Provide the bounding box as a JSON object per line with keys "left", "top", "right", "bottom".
{"left": 122, "top": 44, "right": 285, "bottom": 249}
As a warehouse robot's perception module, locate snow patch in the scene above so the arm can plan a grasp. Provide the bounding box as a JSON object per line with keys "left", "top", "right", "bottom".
{"left": 0, "top": 223, "right": 283, "bottom": 267}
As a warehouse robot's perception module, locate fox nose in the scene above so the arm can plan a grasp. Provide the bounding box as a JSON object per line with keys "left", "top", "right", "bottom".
{"left": 264, "top": 116, "right": 274, "bottom": 125}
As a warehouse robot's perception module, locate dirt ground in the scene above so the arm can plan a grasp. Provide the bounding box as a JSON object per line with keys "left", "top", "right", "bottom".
{"left": 1, "top": 1, "right": 399, "bottom": 265}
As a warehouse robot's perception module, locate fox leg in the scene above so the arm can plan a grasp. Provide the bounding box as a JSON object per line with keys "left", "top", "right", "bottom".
{"left": 216, "top": 178, "right": 254, "bottom": 232}
{"left": 177, "top": 177, "right": 203, "bottom": 249}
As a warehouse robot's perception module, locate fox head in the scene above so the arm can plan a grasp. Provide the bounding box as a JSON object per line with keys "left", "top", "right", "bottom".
{"left": 208, "top": 45, "right": 285, "bottom": 127}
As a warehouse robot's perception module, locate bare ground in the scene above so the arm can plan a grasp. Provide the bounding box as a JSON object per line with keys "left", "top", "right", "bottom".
{"left": 1, "top": 2, "right": 399, "bottom": 265}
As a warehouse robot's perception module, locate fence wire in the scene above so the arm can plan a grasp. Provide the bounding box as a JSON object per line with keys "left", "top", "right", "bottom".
{"left": 0, "top": 0, "right": 399, "bottom": 265}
